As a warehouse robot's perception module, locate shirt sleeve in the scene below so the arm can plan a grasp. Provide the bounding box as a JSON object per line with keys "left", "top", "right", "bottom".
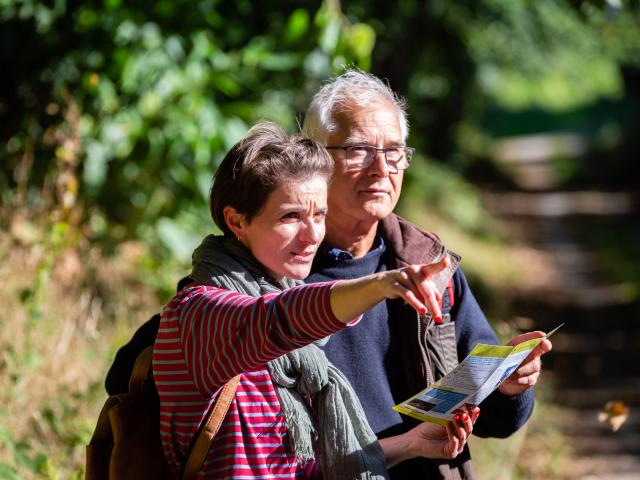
{"left": 451, "top": 268, "right": 535, "bottom": 438}
{"left": 176, "top": 281, "right": 355, "bottom": 394}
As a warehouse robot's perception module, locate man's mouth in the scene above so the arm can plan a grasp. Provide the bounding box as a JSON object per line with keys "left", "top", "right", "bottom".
{"left": 361, "top": 188, "right": 389, "bottom": 195}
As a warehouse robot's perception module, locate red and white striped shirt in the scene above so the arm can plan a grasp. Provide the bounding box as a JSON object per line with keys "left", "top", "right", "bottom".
{"left": 153, "top": 282, "right": 355, "bottom": 479}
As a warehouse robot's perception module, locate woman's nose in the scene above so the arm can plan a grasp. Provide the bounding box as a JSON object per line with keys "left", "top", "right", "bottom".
{"left": 300, "top": 219, "right": 322, "bottom": 244}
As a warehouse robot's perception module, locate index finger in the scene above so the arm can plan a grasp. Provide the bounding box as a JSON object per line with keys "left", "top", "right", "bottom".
{"left": 506, "top": 331, "right": 546, "bottom": 346}
{"left": 419, "top": 256, "right": 450, "bottom": 278}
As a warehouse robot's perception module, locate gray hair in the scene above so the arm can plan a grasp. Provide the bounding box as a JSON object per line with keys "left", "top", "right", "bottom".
{"left": 301, "top": 69, "right": 409, "bottom": 144}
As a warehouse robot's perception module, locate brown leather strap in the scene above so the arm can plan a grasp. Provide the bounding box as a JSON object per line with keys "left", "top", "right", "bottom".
{"left": 182, "top": 375, "right": 241, "bottom": 480}
{"left": 131, "top": 335, "right": 239, "bottom": 478}
{"left": 129, "top": 346, "right": 153, "bottom": 393}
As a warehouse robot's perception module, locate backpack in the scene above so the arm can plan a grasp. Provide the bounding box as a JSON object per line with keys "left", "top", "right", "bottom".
{"left": 86, "top": 346, "right": 239, "bottom": 480}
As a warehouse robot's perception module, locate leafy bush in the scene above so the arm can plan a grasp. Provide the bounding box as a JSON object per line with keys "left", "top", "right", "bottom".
{"left": 1, "top": 1, "right": 375, "bottom": 261}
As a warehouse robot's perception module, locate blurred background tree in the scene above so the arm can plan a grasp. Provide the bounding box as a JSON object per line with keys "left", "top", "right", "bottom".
{"left": 343, "top": 0, "right": 640, "bottom": 225}
{"left": 3, "top": 0, "right": 638, "bottom": 263}
{"left": 1, "top": 0, "right": 376, "bottom": 274}
{"left": 1, "top": 0, "right": 639, "bottom": 477}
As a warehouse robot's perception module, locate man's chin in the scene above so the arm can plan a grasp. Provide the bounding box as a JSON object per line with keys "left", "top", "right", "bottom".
{"left": 361, "top": 201, "right": 394, "bottom": 221}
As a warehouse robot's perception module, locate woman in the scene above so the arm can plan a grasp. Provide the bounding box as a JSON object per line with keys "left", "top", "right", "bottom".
{"left": 153, "top": 122, "right": 478, "bottom": 479}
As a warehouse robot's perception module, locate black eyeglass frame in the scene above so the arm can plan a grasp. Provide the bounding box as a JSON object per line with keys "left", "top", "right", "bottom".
{"left": 325, "top": 145, "right": 415, "bottom": 173}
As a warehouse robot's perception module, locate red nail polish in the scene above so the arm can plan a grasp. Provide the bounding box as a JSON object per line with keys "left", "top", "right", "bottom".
{"left": 435, "top": 315, "right": 442, "bottom": 324}
{"left": 420, "top": 307, "right": 427, "bottom": 314}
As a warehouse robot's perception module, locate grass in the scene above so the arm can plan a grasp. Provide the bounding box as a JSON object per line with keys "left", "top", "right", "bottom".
{"left": 0, "top": 212, "right": 179, "bottom": 479}
{"left": 469, "top": 384, "right": 573, "bottom": 479}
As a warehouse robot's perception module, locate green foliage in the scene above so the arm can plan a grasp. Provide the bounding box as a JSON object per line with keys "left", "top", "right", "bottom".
{"left": 579, "top": 217, "right": 640, "bottom": 301}
{"left": 467, "top": 0, "right": 639, "bottom": 111}
{"left": 338, "top": 0, "right": 640, "bottom": 178}
{"left": 3, "top": 0, "right": 639, "bottom": 244}
{"left": 1, "top": 1, "right": 373, "bottom": 260}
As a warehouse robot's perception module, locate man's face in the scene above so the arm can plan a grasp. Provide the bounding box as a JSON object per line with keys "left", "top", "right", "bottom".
{"left": 325, "top": 103, "right": 405, "bottom": 225}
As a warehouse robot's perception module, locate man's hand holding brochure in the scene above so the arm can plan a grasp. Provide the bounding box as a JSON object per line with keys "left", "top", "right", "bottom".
{"left": 394, "top": 324, "right": 562, "bottom": 426}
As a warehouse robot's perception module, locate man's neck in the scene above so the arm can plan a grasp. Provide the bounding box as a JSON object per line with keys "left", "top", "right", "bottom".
{"left": 324, "top": 215, "right": 380, "bottom": 259}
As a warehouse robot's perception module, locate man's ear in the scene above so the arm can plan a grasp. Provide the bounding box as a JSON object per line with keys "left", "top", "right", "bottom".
{"left": 223, "top": 206, "right": 245, "bottom": 241}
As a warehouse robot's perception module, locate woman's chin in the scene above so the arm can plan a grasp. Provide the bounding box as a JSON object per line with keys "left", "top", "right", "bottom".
{"left": 283, "top": 263, "right": 313, "bottom": 280}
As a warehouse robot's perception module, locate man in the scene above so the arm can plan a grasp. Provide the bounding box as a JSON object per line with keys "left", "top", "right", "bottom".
{"left": 105, "top": 69, "right": 551, "bottom": 478}
{"left": 301, "top": 70, "right": 552, "bottom": 479}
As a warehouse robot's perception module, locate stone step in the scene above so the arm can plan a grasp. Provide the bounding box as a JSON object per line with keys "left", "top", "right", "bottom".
{"left": 546, "top": 355, "right": 640, "bottom": 383}
{"left": 510, "top": 300, "right": 640, "bottom": 334}
{"left": 483, "top": 190, "right": 638, "bottom": 217}
{"left": 482, "top": 186, "right": 640, "bottom": 479}
{"left": 542, "top": 330, "right": 640, "bottom": 381}
{"left": 544, "top": 374, "right": 640, "bottom": 408}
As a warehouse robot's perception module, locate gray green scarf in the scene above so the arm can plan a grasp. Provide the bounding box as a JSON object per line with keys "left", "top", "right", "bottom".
{"left": 191, "top": 235, "right": 388, "bottom": 480}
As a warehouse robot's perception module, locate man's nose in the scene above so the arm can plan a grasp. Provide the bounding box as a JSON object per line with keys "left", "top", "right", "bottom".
{"left": 367, "top": 149, "right": 390, "bottom": 177}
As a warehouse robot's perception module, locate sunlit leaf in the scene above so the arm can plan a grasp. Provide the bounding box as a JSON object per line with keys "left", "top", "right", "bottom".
{"left": 598, "top": 400, "right": 629, "bottom": 432}
{"left": 347, "top": 23, "right": 375, "bottom": 61}
{"left": 285, "top": 9, "right": 310, "bottom": 42}
{"left": 260, "top": 52, "right": 300, "bottom": 71}
{"left": 156, "top": 216, "right": 201, "bottom": 263}
{"left": 320, "top": 18, "right": 340, "bottom": 54}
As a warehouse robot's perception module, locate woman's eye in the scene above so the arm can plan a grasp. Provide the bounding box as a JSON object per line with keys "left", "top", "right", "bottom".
{"left": 282, "top": 212, "right": 299, "bottom": 220}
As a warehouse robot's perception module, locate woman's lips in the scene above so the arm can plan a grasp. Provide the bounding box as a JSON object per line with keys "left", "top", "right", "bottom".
{"left": 291, "top": 250, "right": 315, "bottom": 259}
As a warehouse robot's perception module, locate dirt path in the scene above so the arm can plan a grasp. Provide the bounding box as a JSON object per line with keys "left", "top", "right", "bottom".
{"left": 484, "top": 190, "right": 640, "bottom": 479}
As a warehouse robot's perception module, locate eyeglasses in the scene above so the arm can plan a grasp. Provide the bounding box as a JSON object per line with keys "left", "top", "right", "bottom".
{"left": 325, "top": 145, "right": 415, "bottom": 173}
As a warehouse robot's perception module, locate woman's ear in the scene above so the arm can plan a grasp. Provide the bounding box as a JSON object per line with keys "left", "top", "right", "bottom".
{"left": 223, "top": 206, "right": 245, "bottom": 241}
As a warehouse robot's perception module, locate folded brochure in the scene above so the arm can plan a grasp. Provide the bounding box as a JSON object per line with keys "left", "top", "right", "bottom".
{"left": 394, "top": 324, "right": 563, "bottom": 426}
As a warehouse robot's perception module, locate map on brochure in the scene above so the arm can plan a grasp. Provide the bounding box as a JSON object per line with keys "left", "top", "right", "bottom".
{"left": 393, "top": 324, "right": 564, "bottom": 426}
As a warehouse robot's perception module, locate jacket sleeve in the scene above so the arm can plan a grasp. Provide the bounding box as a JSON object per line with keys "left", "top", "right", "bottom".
{"left": 451, "top": 268, "right": 535, "bottom": 438}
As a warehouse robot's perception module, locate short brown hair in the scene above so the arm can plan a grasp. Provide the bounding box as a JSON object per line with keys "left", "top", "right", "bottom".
{"left": 210, "top": 122, "right": 333, "bottom": 236}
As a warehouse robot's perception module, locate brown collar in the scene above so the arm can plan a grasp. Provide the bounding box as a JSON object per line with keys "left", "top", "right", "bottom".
{"left": 379, "top": 213, "right": 461, "bottom": 293}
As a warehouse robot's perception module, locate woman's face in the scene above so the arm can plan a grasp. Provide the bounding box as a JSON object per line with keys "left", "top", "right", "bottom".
{"left": 239, "top": 175, "right": 328, "bottom": 281}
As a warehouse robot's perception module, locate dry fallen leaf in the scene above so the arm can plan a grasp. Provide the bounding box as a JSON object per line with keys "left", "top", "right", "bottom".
{"left": 597, "top": 400, "right": 629, "bottom": 432}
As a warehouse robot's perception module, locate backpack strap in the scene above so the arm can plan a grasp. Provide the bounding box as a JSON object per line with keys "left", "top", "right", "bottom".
{"left": 182, "top": 375, "right": 241, "bottom": 480}
{"left": 169, "top": 281, "right": 241, "bottom": 478}
{"left": 129, "top": 346, "right": 154, "bottom": 393}
{"left": 133, "top": 345, "right": 240, "bottom": 479}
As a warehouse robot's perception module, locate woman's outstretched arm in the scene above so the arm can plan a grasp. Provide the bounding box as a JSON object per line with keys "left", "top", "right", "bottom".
{"left": 330, "top": 257, "right": 450, "bottom": 324}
